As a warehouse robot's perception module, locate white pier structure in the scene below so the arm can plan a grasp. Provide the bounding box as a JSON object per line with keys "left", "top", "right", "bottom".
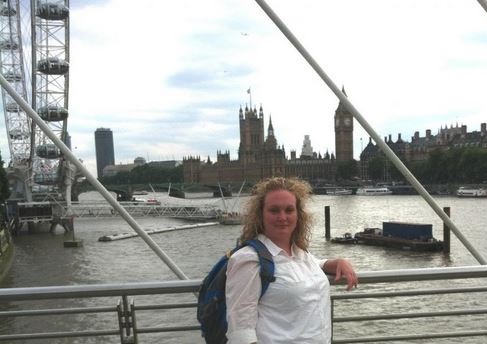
{"left": 80, "top": 201, "right": 219, "bottom": 220}
{"left": 68, "top": 201, "right": 219, "bottom": 220}
{"left": 14, "top": 201, "right": 220, "bottom": 223}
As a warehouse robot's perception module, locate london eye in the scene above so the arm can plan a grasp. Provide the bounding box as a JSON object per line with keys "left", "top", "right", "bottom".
{"left": 0, "top": 0, "right": 70, "bottom": 202}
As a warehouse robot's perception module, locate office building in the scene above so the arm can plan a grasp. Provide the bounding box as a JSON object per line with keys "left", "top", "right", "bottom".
{"left": 94, "top": 128, "right": 115, "bottom": 178}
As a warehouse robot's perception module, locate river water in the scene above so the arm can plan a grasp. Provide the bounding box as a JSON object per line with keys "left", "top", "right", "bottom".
{"left": 1, "top": 192, "right": 487, "bottom": 343}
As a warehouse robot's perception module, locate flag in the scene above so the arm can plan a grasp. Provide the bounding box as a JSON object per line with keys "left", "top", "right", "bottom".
{"left": 247, "top": 88, "right": 251, "bottom": 94}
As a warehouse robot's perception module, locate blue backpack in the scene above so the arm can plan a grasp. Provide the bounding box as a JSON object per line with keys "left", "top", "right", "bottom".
{"left": 197, "top": 239, "right": 275, "bottom": 344}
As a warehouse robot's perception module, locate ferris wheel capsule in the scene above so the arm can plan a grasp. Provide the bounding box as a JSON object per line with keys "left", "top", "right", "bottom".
{"left": 0, "top": 40, "right": 18, "bottom": 49}
{"left": 9, "top": 129, "right": 29, "bottom": 140}
{"left": 36, "top": 144, "right": 62, "bottom": 159}
{"left": 0, "top": 4, "right": 15, "bottom": 17}
{"left": 6, "top": 102, "right": 19, "bottom": 112}
{"left": 36, "top": 3, "right": 69, "bottom": 21}
{"left": 37, "top": 106, "right": 69, "bottom": 121}
{"left": 4, "top": 70, "right": 22, "bottom": 82}
{"left": 37, "top": 57, "right": 69, "bottom": 75}
{"left": 34, "top": 172, "right": 59, "bottom": 185}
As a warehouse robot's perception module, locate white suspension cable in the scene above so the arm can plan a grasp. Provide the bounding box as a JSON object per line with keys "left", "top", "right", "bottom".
{"left": 0, "top": 73, "right": 191, "bottom": 280}
{"left": 477, "top": 0, "right": 487, "bottom": 13}
{"left": 254, "top": 0, "right": 486, "bottom": 265}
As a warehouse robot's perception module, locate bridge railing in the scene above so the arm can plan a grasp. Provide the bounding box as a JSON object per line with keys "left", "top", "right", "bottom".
{"left": 1, "top": 266, "right": 487, "bottom": 343}
{"left": 14, "top": 201, "right": 221, "bottom": 220}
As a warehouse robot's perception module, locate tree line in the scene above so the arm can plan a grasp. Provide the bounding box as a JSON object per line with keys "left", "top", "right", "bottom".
{"left": 2, "top": 147, "right": 484, "bottom": 196}
{"left": 364, "top": 147, "right": 487, "bottom": 184}
{"left": 99, "top": 164, "right": 184, "bottom": 185}
{"left": 99, "top": 147, "right": 486, "bottom": 186}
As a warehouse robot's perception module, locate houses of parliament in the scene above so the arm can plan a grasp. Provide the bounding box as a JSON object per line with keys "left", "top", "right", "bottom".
{"left": 182, "top": 96, "right": 353, "bottom": 185}
{"left": 183, "top": 95, "right": 487, "bottom": 185}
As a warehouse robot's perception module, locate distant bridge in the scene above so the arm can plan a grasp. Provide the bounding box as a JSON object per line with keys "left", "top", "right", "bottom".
{"left": 68, "top": 201, "right": 219, "bottom": 220}
{"left": 73, "top": 182, "right": 250, "bottom": 201}
{"left": 9, "top": 201, "right": 220, "bottom": 230}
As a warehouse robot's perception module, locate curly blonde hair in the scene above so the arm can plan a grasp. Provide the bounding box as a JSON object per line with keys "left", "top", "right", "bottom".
{"left": 240, "top": 177, "right": 313, "bottom": 251}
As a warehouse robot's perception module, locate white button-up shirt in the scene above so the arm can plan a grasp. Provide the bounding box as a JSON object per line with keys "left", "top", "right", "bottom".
{"left": 226, "top": 234, "right": 331, "bottom": 344}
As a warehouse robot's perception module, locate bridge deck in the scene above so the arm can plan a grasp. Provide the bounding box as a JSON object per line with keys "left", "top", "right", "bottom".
{"left": 15, "top": 201, "right": 220, "bottom": 221}
{"left": 70, "top": 201, "right": 219, "bottom": 219}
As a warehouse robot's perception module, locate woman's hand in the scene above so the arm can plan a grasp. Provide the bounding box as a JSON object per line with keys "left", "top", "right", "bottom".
{"left": 324, "top": 258, "right": 358, "bottom": 291}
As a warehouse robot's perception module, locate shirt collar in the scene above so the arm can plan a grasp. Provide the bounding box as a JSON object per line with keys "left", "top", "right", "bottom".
{"left": 257, "top": 234, "right": 305, "bottom": 259}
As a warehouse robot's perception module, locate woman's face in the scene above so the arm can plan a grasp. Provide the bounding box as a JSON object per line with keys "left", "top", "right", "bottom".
{"left": 262, "top": 189, "right": 298, "bottom": 244}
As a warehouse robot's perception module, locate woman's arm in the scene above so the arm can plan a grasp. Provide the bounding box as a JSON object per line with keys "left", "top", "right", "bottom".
{"left": 226, "top": 250, "right": 261, "bottom": 344}
{"left": 323, "top": 258, "right": 358, "bottom": 290}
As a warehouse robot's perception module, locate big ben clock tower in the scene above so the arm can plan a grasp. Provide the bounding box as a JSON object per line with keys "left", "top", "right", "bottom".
{"left": 334, "top": 87, "right": 354, "bottom": 162}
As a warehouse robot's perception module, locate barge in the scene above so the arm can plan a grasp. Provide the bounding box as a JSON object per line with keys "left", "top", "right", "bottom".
{"left": 456, "top": 186, "right": 487, "bottom": 198}
{"left": 354, "top": 222, "right": 443, "bottom": 252}
{"left": 331, "top": 232, "right": 358, "bottom": 244}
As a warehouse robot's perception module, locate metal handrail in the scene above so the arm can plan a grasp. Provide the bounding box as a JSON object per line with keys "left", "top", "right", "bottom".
{"left": 0, "top": 266, "right": 486, "bottom": 343}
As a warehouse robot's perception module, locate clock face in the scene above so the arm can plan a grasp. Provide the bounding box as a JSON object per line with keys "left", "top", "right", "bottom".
{"left": 335, "top": 118, "right": 340, "bottom": 127}
{"left": 344, "top": 118, "right": 352, "bottom": 126}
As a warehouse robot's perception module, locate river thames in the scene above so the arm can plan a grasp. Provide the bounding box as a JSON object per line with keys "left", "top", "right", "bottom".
{"left": 1, "top": 192, "right": 487, "bottom": 343}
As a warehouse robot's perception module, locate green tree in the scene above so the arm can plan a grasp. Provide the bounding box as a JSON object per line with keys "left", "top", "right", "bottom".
{"left": 458, "top": 147, "right": 487, "bottom": 183}
{"left": 367, "top": 156, "right": 386, "bottom": 181}
{"left": 409, "top": 147, "right": 487, "bottom": 184}
{"left": 336, "top": 160, "right": 358, "bottom": 181}
{"left": 99, "top": 164, "right": 183, "bottom": 185}
{"left": 0, "top": 153, "right": 10, "bottom": 203}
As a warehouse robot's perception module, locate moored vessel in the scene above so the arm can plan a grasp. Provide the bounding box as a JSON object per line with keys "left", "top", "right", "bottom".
{"left": 354, "top": 222, "right": 443, "bottom": 252}
{"left": 327, "top": 188, "right": 353, "bottom": 195}
{"left": 331, "top": 232, "right": 358, "bottom": 244}
{"left": 456, "top": 186, "right": 487, "bottom": 198}
{"left": 356, "top": 187, "right": 392, "bottom": 196}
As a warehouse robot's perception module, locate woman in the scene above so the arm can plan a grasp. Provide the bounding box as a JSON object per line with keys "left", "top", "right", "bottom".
{"left": 226, "top": 177, "right": 358, "bottom": 344}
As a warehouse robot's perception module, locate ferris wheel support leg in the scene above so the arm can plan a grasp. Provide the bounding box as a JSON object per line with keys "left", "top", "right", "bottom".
{"left": 62, "top": 160, "right": 77, "bottom": 215}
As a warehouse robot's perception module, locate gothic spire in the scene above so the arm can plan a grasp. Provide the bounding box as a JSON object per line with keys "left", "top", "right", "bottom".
{"left": 268, "top": 115, "right": 274, "bottom": 136}
{"left": 336, "top": 85, "right": 349, "bottom": 112}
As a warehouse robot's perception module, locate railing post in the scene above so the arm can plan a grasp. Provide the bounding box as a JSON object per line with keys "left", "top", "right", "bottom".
{"left": 325, "top": 206, "right": 331, "bottom": 240}
{"left": 130, "top": 300, "right": 138, "bottom": 344}
{"left": 117, "top": 296, "right": 136, "bottom": 344}
{"left": 330, "top": 298, "right": 335, "bottom": 342}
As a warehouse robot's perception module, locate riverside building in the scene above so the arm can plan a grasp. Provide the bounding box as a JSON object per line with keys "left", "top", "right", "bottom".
{"left": 183, "top": 95, "right": 354, "bottom": 184}
{"left": 184, "top": 93, "right": 487, "bottom": 185}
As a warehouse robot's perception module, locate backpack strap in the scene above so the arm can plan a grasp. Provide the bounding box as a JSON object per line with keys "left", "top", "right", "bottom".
{"left": 244, "top": 239, "right": 276, "bottom": 297}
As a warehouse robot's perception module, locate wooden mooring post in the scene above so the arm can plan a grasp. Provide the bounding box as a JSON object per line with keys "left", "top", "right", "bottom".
{"left": 443, "top": 207, "right": 451, "bottom": 254}
{"left": 324, "top": 206, "right": 330, "bottom": 240}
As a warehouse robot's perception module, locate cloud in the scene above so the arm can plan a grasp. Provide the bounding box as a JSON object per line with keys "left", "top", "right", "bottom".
{"left": 1, "top": 0, "right": 487, "bottom": 179}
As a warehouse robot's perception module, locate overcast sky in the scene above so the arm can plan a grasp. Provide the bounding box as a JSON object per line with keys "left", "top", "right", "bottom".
{"left": 1, "top": 0, "right": 487, "bottom": 177}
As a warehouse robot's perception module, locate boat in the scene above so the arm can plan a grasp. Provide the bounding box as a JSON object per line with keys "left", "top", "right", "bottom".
{"left": 132, "top": 190, "right": 149, "bottom": 195}
{"left": 331, "top": 232, "right": 357, "bottom": 244}
{"left": 455, "top": 187, "right": 487, "bottom": 198}
{"left": 145, "top": 184, "right": 161, "bottom": 205}
{"left": 354, "top": 222, "right": 443, "bottom": 252}
{"left": 131, "top": 197, "right": 161, "bottom": 205}
{"left": 145, "top": 198, "right": 161, "bottom": 206}
{"left": 327, "top": 188, "right": 353, "bottom": 195}
{"left": 217, "top": 212, "right": 243, "bottom": 225}
{"left": 356, "top": 187, "right": 392, "bottom": 196}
